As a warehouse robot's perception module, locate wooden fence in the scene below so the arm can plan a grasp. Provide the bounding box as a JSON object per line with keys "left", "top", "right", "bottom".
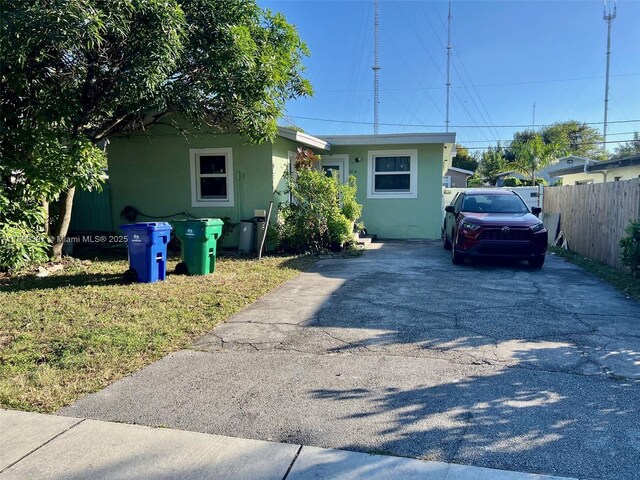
{"left": 543, "top": 178, "right": 640, "bottom": 269}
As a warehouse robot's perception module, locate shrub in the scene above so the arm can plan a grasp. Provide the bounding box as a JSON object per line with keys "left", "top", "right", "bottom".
{"left": 503, "top": 177, "right": 522, "bottom": 187}
{"left": 0, "top": 222, "right": 49, "bottom": 271}
{"left": 277, "top": 148, "right": 363, "bottom": 253}
{"left": 620, "top": 220, "right": 640, "bottom": 276}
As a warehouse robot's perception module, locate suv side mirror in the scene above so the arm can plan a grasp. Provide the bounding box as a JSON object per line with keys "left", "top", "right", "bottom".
{"left": 531, "top": 206, "right": 542, "bottom": 216}
{"left": 445, "top": 205, "right": 455, "bottom": 214}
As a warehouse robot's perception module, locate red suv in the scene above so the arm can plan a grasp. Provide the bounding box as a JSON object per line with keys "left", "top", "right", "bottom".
{"left": 443, "top": 189, "right": 548, "bottom": 268}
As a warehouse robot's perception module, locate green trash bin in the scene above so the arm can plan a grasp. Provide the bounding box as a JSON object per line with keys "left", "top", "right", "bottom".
{"left": 171, "top": 218, "right": 224, "bottom": 275}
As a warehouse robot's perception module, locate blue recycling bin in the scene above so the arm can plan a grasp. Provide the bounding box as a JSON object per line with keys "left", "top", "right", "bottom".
{"left": 120, "top": 222, "right": 172, "bottom": 283}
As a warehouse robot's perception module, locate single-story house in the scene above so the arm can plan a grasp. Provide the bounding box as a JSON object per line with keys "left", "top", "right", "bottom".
{"left": 547, "top": 154, "right": 640, "bottom": 185}
{"left": 105, "top": 123, "right": 456, "bottom": 245}
{"left": 495, "top": 161, "right": 564, "bottom": 186}
{"left": 443, "top": 166, "right": 474, "bottom": 188}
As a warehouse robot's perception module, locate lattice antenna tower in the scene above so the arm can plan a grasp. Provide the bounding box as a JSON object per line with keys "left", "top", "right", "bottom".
{"left": 445, "top": 1, "right": 452, "bottom": 132}
{"left": 373, "top": 0, "right": 380, "bottom": 135}
{"left": 603, "top": 0, "right": 617, "bottom": 146}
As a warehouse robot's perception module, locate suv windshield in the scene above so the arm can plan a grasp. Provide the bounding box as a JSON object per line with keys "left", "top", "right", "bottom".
{"left": 461, "top": 194, "right": 529, "bottom": 214}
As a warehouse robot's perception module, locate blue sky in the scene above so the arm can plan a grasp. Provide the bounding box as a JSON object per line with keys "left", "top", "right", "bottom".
{"left": 261, "top": 0, "right": 640, "bottom": 153}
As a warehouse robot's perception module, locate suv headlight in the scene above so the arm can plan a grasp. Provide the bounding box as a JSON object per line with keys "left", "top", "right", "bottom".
{"left": 530, "top": 222, "right": 545, "bottom": 233}
{"left": 461, "top": 221, "right": 480, "bottom": 231}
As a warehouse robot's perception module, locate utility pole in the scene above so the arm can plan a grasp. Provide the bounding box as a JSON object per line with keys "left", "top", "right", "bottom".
{"left": 532, "top": 102, "right": 536, "bottom": 129}
{"left": 445, "top": 1, "right": 452, "bottom": 132}
{"left": 603, "top": 0, "right": 617, "bottom": 147}
{"left": 373, "top": 0, "right": 380, "bottom": 135}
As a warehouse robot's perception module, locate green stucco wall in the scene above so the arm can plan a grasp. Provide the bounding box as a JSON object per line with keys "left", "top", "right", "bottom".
{"left": 271, "top": 137, "right": 297, "bottom": 215}
{"left": 325, "top": 144, "right": 445, "bottom": 239}
{"left": 107, "top": 126, "right": 446, "bottom": 245}
{"left": 107, "top": 127, "right": 274, "bottom": 246}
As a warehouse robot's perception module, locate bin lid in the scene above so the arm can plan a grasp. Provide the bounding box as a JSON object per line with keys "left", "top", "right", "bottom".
{"left": 171, "top": 218, "right": 224, "bottom": 226}
{"left": 121, "top": 222, "right": 172, "bottom": 230}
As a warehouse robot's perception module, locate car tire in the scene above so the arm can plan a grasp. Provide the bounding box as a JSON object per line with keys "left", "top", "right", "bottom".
{"left": 451, "top": 242, "right": 464, "bottom": 265}
{"left": 528, "top": 255, "right": 545, "bottom": 269}
{"left": 443, "top": 232, "right": 452, "bottom": 250}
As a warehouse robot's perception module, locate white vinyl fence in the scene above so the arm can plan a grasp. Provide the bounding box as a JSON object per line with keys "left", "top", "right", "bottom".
{"left": 442, "top": 186, "right": 544, "bottom": 218}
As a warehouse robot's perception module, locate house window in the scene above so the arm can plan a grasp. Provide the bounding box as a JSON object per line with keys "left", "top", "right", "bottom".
{"left": 367, "top": 149, "right": 418, "bottom": 199}
{"left": 442, "top": 176, "right": 452, "bottom": 188}
{"left": 575, "top": 179, "right": 593, "bottom": 185}
{"left": 190, "top": 148, "right": 234, "bottom": 207}
{"left": 614, "top": 176, "right": 622, "bottom": 182}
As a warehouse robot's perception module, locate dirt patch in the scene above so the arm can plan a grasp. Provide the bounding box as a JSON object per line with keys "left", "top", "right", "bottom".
{"left": 0, "top": 335, "right": 13, "bottom": 350}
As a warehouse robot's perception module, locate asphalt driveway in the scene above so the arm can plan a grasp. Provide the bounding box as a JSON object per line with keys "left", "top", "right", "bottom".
{"left": 61, "top": 242, "right": 640, "bottom": 480}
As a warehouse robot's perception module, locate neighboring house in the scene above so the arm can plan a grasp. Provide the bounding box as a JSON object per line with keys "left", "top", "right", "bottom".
{"left": 105, "top": 123, "right": 455, "bottom": 244}
{"left": 495, "top": 161, "right": 565, "bottom": 186}
{"left": 547, "top": 154, "right": 640, "bottom": 185}
{"left": 443, "top": 166, "right": 474, "bottom": 188}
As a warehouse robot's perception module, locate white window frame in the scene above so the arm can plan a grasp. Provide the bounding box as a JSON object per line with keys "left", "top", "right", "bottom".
{"left": 367, "top": 149, "right": 418, "bottom": 199}
{"left": 190, "top": 148, "right": 234, "bottom": 207}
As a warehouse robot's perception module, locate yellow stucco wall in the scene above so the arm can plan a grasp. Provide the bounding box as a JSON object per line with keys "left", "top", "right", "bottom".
{"left": 561, "top": 165, "right": 640, "bottom": 185}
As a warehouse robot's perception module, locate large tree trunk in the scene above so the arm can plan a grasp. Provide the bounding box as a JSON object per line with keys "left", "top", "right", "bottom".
{"left": 51, "top": 187, "right": 76, "bottom": 261}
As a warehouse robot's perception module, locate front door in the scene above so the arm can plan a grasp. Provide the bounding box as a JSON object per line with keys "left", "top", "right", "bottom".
{"left": 320, "top": 155, "right": 348, "bottom": 183}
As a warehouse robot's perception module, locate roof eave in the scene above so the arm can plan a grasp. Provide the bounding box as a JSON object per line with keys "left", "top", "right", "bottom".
{"left": 277, "top": 127, "right": 331, "bottom": 151}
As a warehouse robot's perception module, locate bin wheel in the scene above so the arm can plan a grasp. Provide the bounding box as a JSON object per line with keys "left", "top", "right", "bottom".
{"left": 175, "top": 262, "right": 189, "bottom": 275}
{"left": 124, "top": 268, "right": 138, "bottom": 283}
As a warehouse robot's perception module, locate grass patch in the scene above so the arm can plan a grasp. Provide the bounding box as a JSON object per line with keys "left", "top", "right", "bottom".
{"left": 550, "top": 247, "right": 640, "bottom": 301}
{"left": 0, "top": 252, "right": 315, "bottom": 413}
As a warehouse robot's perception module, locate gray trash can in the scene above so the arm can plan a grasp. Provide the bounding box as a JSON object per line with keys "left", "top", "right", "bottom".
{"left": 238, "top": 220, "right": 255, "bottom": 253}
{"left": 254, "top": 218, "right": 267, "bottom": 252}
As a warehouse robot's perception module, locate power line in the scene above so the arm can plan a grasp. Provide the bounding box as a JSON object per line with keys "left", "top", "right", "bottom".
{"left": 463, "top": 138, "right": 633, "bottom": 151}
{"left": 285, "top": 114, "right": 640, "bottom": 129}
{"left": 311, "top": 72, "right": 640, "bottom": 94}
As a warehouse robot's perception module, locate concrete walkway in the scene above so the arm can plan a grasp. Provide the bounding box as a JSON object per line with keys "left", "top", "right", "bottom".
{"left": 0, "top": 409, "right": 574, "bottom": 479}
{"left": 60, "top": 242, "right": 640, "bottom": 480}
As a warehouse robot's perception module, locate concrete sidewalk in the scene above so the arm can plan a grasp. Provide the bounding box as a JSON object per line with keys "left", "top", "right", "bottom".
{"left": 0, "top": 409, "right": 574, "bottom": 480}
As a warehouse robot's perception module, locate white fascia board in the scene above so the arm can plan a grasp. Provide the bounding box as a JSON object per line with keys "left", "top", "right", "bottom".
{"left": 448, "top": 166, "right": 474, "bottom": 175}
{"left": 277, "top": 127, "right": 331, "bottom": 151}
{"left": 318, "top": 132, "right": 456, "bottom": 146}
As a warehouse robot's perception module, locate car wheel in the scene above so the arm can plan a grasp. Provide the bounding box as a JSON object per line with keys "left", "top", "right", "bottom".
{"left": 528, "top": 255, "right": 545, "bottom": 269}
{"left": 451, "top": 242, "right": 464, "bottom": 265}
{"left": 443, "top": 231, "right": 452, "bottom": 250}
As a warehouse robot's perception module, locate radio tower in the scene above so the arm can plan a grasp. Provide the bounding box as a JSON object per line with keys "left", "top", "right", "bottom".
{"left": 373, "top": 0, "right": 380, "bottom": 135}
{"left": 603, "top": 0, "right": 617, "bottom": 147}
{"left": 445, "top": 1, "right": 452, "bottom": 132}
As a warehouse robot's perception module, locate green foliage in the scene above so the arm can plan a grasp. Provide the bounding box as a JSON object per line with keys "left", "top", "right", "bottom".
{"left": 466, "top": 174, "right": 484, "bottom": 187}
{"left": 541, "top": 121, "right": 606, "bottom": 160}
{"left": 477, "top": 143, "right": 507, "bottom": 185}
{"left": 620, "top": 220, "right": 640, "bottom": 276}
{"left": 502, "top": 177, "right": 522, "bottom": 187}
{"left": 452, "top": 144, "right": 478, "bottom": 172}
{"left": 0, "top": 222, "right": 49, "bottom": 271}
{"left": 276, "top": 149, "right": 363, "bottom": 254}
{"left": 1, "top": 0, "right": 311, "bottom": 263}
{"left": 508, "top": 134, "right": 560, "bottom": 185}
{"left": 613, "top": 132, "right": 640, "bottom": 160}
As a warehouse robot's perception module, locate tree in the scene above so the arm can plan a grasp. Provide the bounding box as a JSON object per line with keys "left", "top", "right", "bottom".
{"left": 1, "top": 0, "right": 311, "bottom": 261}
{"left": 541, "top": 121, "right": 606, "bottom": 160}
{"left": 613, "top": 132, "right": 640, "bottom": 159}
{"left": 452, "top": 144, "right": 478, "bottom": 172}
{"left": 508, "top": 134, "right": 560, "bottom": 186}
{"left": 478, "top": 143, "right": 507, "bottom": 185}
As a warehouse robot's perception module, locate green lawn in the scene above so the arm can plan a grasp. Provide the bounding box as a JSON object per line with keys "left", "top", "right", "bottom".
{"left": 550, "top": 247, "right": 640, "bottom": 301}
{"left": 0, "top": 252, "right": 315, "bottom": 413}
